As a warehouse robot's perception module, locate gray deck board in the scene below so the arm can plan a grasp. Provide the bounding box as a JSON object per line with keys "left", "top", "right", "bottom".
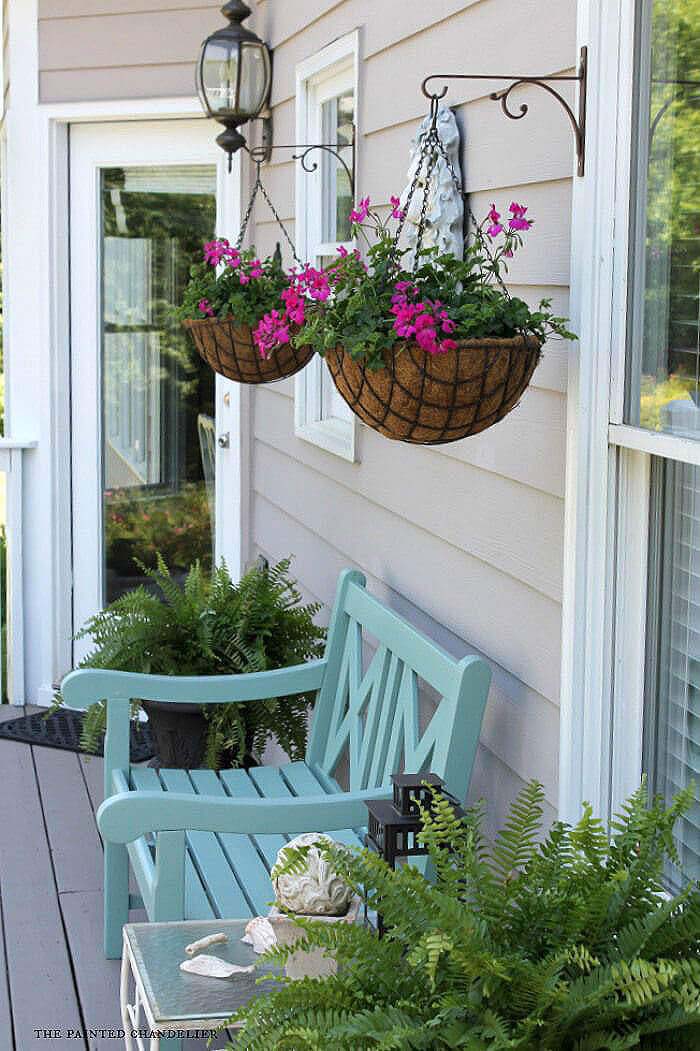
{"left": 34, "top": 746, "right": 103, "bottom": 893}
{"left": 0, "top": 736, "right": 86, "bottom": 1049}
{"left": 0, "top": 710, "right": 232, "bottom": 1049}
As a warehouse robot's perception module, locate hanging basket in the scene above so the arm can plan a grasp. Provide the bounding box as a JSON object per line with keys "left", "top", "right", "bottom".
{"left": 325, "top": 334, "right": 542, "bottom": 444}
{"left": 183, "top": 316, "right": 314, "bottom": 385}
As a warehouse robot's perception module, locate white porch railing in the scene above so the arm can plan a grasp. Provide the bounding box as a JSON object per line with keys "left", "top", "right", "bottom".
{"left": 0, "top": 438, "right": 37, "bottom": 704}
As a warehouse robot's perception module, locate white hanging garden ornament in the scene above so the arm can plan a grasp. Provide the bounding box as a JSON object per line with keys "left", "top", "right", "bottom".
{"left": 272, "top": 832, "right": 354, "bottom": 916}
{"left": 398, "top": 103, "right": 464, "bottom": 269}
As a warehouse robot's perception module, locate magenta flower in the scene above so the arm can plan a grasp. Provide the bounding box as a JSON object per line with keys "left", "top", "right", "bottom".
{"left": 488, "top": 204, "right": 501, "bottom": 223}
{"left": 202, "top": 239, "right": 231, "bottom": 267}
{"left": 487, "top": 222, "right": 504, "bottom": 238}
{"left": 254, "top": 309, "right": 290, "bottom": 359}
{"left": 239, "top": 273, "right": 251, "bottom": 285}
{"left": 508, "top": 201, "right": 532, "bottom": 231}
{"left": 390, "top": 195, "right": 405, "bottom": 220}
{"left": 337, "top": 245, "right": 349, "bottom": 257}
{"left": 349, "top": 196, "right": 371, "bottom": 224}
{"left": 197, "top": 298, "right": 215, "bottom": 317}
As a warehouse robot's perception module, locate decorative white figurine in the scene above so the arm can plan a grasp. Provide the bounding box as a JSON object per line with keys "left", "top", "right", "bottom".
{"left": 398, "top": 103, "right": 464, "bottom": 269}
{"left": 271, "top": 832, "right": 354, "bottom": 916}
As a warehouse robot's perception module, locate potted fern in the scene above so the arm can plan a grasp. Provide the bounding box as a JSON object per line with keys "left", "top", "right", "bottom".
{"left": 231, "top": 781, "right": 700, "bottom": 1049}
{"left": 71, "top": 556, "right": 325, "bottom": 770}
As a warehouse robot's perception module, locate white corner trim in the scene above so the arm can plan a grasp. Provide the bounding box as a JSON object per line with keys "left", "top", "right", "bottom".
{"left": 559, "top": 0, "right": 636, "bottom": 823}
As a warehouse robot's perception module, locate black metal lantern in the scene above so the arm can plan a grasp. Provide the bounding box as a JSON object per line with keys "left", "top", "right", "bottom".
{"left": 365, "top": 772, "right": 466, "bottom": 934}
{"left": 196, "top": 0, "right": 272, "bottom": 166}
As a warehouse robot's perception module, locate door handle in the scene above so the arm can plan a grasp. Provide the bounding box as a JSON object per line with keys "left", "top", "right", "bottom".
{"left": 217, "top": 431, "right": 230, "bottom": 449}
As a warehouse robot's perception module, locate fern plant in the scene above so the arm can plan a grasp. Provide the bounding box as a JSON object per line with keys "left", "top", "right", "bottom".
{"left": 63, "top": 555, "right": 325, "bottom": 769}
{"left": 230, "top": 781, "right": 700, "bottom": 1049}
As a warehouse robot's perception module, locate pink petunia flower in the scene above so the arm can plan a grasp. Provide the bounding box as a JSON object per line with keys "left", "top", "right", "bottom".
{"left": 197, "top": 298, "right": 215, "bottom": 317}
{"left": 390, "top": 195, "right": 406, "bottom": 220}
{"left": 349, "top": 196, "right": 371, "bottom": 224}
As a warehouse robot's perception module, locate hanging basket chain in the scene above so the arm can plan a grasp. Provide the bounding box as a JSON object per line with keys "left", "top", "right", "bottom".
{"left": 235, "top": 157, "right": 303, "bottom": 267}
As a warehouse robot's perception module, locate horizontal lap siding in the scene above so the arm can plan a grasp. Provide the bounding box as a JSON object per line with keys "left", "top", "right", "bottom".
{"left": 37, "top": 1, "right": 222, "bottom": 101}
{"left": 37, "top": 0, "right": 575, "bottom": 821}
{"left": 250, "top": 0, "right": 574, "bottom": 819}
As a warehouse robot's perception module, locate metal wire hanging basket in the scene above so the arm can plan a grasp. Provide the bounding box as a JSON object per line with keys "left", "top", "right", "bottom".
{"left": 183, "top": 161, "right": 314, "bottom": 385}
{"left": 325, "top": 100, "right": 542, "bottom": 444}
{"left": 326, "top": 335, "right": 541, "bottom": 445}
{"left": 184, "top": 316, "right": 314, "bottom": 385}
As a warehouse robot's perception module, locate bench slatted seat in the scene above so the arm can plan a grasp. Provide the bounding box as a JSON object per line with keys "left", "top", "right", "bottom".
{"left": 61, "top": 569, "right": 491, "bottom": 964}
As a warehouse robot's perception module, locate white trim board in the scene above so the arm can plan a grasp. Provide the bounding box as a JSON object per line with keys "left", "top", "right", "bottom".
{"left": 559, "top": 0, "right": 637, "bottom": 822}
{"left": 293, "top": 29, "right": 359, "bottom": 463}
{"left": 2, "top": 71, "right": 247, "bottom": 702}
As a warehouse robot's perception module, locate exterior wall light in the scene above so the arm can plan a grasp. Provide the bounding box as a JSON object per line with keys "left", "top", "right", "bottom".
{"left": 196, "top": 0, "right": 272, "bottom": 168}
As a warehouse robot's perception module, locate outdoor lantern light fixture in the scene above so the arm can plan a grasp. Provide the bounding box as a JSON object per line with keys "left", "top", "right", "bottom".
{"left": 196, "top": 0, "right": 272, "bottom": 168}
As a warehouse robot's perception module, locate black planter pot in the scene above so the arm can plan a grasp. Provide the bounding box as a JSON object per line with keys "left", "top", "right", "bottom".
{"left": 142, "top": 700, "right": 259, "bottom": 770}
{"left": 142, "top": 700, "right": 209, "bottom": 769}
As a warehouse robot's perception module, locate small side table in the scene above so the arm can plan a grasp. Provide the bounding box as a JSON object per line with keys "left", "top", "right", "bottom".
{"left": 121, "top": 920, "right": 279, "bottom": 1051}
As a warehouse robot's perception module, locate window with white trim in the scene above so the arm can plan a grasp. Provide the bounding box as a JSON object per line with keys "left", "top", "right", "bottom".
{"left": 565, "top": 0, "right": 700, "bottom": 890}
{"left": 294, "top": 33, "right": 358, "bottom": 461}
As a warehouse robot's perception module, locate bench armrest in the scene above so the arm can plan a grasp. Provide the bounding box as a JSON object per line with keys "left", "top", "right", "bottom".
{"left": 97, "top": 786, "right": 391, "bottom": 844}
{"left": 60, "top": 660, "right": 328, "bottom": 709}
{"left": 61, "top": 660, "right": 328, "bottom": 801}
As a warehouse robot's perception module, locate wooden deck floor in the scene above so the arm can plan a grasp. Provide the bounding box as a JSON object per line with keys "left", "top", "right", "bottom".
{"left": 0, "top": 707, "right": 230, "bottom": 1051}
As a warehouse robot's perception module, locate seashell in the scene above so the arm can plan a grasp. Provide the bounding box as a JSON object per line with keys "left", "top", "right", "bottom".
{"left": 184, "top": 932, "right": 228, "bottom": 956}
{"left": 272, "top": 833, "right": 354, "bottom": 916}
{"left": 179, "top": 954, "right": 254, "bottom": 979}
{"left": 241, "top": 916, "right": 277, "bottom": 954}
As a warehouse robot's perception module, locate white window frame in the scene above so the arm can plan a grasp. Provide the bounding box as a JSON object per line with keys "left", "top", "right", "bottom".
{"left": 561, "top": 0, "right": 699, "bottom": 823}
{"left": 294, "top": 31, "right": 359, "bottom": 463}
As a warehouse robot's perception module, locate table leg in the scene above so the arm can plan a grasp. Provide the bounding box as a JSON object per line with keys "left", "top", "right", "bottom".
{"left": 121, "top": 944, "right": 135, "bottom": 1051}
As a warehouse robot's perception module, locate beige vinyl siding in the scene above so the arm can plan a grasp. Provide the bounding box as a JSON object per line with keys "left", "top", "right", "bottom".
{"left": 248, "top": 0, "right": 574, "bottom": 826}
{"left": 36, "top": 0, "right": 574, "bottom": 826}
{"left": 37, "top": 0, "right": 222, "bottom": 102}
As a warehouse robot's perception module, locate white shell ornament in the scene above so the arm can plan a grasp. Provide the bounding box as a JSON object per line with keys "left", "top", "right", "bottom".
{"left": 272, "top": 832, "right": 354, "bottom": 916}
{"left": 241, "top": 916, "right": 277, "bottom": 955}
{"left": 179, "top": 954, "right": 254, "bottom": 979}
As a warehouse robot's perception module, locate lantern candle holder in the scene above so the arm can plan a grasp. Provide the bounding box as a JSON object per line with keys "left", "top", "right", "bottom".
{"left": 364, "top": 772, "right": 466, "bottom": 934}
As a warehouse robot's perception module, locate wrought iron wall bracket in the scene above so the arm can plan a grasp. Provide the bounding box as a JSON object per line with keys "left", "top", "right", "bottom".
{"left": 248, "top": 126, "right": 355, "bottom": 197}
{"left": 421, "top": 46, "right": 588, "bottom": 177}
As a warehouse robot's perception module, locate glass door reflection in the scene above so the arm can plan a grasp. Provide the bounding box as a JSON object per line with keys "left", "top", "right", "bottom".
{"left": 101, "top": 165, "right": 217, "bottom": 602}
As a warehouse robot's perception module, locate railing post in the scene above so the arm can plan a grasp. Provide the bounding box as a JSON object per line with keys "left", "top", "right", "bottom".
{"left": 6, "top": 446, "right": 24, "bottom": 704}
{"left": 0, "top": 440, "right": 37, "bottom": 705}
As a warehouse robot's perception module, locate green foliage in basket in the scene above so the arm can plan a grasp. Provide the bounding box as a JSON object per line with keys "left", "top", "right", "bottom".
{"left": 229, "top": 780, "right": 700, "bottom": 1050}
{"left": 295, "top": 198, "right": 575, "bottom": 371}
{"left": 65, "top": 556, "right": 325, "bottom": 769}
{"left": 177, "top": 240, "right": 289, "bottom": 328}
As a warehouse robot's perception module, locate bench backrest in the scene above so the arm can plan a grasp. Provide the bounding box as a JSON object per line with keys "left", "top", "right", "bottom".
{"left": 306, "top": 571, "right": 491, "bottom": 803}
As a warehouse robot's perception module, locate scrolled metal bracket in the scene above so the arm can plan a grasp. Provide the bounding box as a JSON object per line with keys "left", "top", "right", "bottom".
{"left": 248, "top": 126, "right": 355, "bottom": 197}
{"left": 421, "top": 46, "right": 588, "bottom": 177}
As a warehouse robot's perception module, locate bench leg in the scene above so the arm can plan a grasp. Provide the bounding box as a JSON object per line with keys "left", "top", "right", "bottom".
{"left": 152, "top": 831, "right": 186, "bottom": 922}
{"left": 104, "top": 841, "right": 130, "bottom": 959}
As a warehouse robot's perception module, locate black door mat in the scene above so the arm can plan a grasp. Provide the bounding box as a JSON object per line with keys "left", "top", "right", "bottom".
{"left": 0, "top": 707, "right": 156, "bottom": 762}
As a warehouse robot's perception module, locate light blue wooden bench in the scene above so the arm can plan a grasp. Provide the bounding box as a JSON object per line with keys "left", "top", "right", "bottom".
{"left": 61, "top": 569, "right": 491, "bottom": 963}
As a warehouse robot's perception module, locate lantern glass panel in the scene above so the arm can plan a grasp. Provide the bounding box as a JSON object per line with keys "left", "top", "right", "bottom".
{"left": 238, "top": 42, "right": 270, "bottom": 116}
{"left": 199, "top": 39, "right": 240, "bottom": 116}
